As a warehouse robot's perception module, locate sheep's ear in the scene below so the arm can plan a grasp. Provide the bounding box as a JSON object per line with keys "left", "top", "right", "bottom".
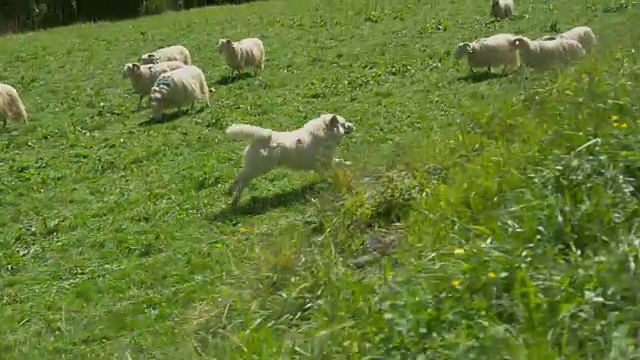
{"left": 225, "top": 39, "right": 232, "bottom": 45}
{"left": 465, "top": 43, "right": 474, "bottom": 54}
{"left": 132, "top": 63, "right": 140, "bottom": 71}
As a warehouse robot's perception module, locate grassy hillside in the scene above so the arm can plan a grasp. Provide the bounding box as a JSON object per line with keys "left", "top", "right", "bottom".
{"left": 1, "top": 0, "right": 639, "bottom": 358}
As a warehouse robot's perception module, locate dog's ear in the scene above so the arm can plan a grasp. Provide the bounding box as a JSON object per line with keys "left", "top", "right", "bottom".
{"left": 328, "top": 114, "right": 340, "bottom": 128}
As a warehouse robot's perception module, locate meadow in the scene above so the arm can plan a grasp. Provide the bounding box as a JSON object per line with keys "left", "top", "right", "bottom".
{"left": 1, "top": 0, "right": 639, "bottom": 358}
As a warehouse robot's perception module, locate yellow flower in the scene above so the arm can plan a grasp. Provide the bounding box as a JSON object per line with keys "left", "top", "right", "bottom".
{"left": 611, "top": 115, "right": 620, "bottom": 121}
{"left": 488, "top": 271, "right": 496, "bottom": 278}
{"left": 451, "top": 279, "right": 461, "bottom": 287}
{"left": 216, "top": 243, "right": 223, "bottom": 248}
{"left": 613, "top": 122, "right": 619, "bottom": 127}
{"left": 621, "top": 122, "right": 628, "bottom": 129}
{"left": 454, "top": 248, "right": 465, "bottom": 255}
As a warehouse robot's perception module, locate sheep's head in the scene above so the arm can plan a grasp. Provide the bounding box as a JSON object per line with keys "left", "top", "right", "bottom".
{"left": 139, "top": 53, "right": 159, "bottom": 65}
{"left": 123, "top": 63, "right": 134, "bottom": 78}
{"left": 453, "top": 42, "right": 472, "bottom": 59}
{"left": 124, "top": 63, "right": 144, "bottom": 78}
{"left": 217, "top": 39, "right": 234, "bottom": 54}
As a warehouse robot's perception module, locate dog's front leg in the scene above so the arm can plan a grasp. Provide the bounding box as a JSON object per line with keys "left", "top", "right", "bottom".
{"left": 334, "top": 158, "right": 352, "bottom": 166}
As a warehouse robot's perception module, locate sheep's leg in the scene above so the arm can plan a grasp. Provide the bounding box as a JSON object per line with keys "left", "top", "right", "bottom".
{"left": 1, "top": 118, "right": 6, "bottom": 129}
{"left": 136, "top": 95, "right": 145, "bottom": 110}
{"left": 487, "top": 66, "right": 492, "bottom": 73}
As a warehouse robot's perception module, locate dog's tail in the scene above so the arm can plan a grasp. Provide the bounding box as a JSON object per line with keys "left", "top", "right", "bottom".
{"left": 226, "top": 124, "right": 273, "bottom": 142}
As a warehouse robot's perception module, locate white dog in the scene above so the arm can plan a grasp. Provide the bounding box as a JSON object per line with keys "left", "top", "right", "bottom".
{"left": 225, "top": 113, "right": 354, "bottom": 206}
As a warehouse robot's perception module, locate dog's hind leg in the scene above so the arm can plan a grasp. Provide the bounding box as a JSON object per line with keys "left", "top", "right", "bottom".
{"left": 228, "top": 169, "right": 260, "bottom": 207}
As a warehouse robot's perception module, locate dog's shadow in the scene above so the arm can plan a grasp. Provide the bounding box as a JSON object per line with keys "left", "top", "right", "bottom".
{"left": 138, "top": 107, "right": 206, "bottom": 126}
{"left": 208, "top": 179, "right": 329, "bottom": 222}
{"left": 457, "top": 71, "right": 510, "bottom": 83}
{"left": 215, "top": 72, "right": 253, "bottom": 86}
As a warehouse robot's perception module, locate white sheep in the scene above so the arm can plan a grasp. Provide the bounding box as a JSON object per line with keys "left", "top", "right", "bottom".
{"left": 122, "top": 61, "right": 186, "bottom": 110}
{"left": 453, "top": 33, "right": 519, "bottom": 73}
{"left": 149, "top": 65, "right": 211, "bottom": 121}
{"left": 0, "top": 83, "right": 27, "bottom": 128}
{"left": 217, "top": 37, "right": 265, "bottom": 75}
{"left": 510, "top": 36, "right": 586, "bottom": 70}
{"left": 139, "top": 45, "right": 192, "bottom": 65}
{"left": 537, "top": 26, "right": 597, "bottom": 52}
{"left": 491, "top": 0, "right": 514, "bottom": 19}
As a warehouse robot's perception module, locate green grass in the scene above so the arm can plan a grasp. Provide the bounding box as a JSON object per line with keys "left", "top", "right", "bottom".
{"left": 1, "top": 0, "right": 640, "bottom": 358}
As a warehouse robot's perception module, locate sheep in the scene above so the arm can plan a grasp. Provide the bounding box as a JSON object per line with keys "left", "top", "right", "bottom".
{"left": 453, "top": 33, "right": 519, "bottom": 73}
{"left": 122, "top": 61, "right": 186, "bottom": 110}
{"left": 149, "top": 65, "right": 211, "bottom": 121}
{"left": 510, "top": 36, "right": 586, "bottom": 70}
{"left": 491, "top": 0, "right": 514, "bottom": 19}
{"left": 139, "top": 45, "right": 192, "bottom": 65}
{"left": 0, "top": 83, "right": 28, "bottom": 128}
{"left": 537, "top": 26, "right": 597, "bottom": 52}
{"left": 217, "top": 37, "right": 265, "bottom": 75}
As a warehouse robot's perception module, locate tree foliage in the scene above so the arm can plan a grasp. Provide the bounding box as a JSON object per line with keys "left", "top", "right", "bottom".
{"left": 0, "top": 0, "right": 261, "bottom": 34}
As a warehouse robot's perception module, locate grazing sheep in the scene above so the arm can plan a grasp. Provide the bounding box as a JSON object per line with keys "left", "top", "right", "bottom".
{"left": 453, "top": 33, "right": 519, "bottom": 73}
{"left": 149, "top": 65, "right": 211, "bottom": 121}
{"left": 217, "top": 37, "right": 265, "bottom": 75}
{"left": 0, "top": 83, "right": 27, "bottom": 128}
{"left": 510, "top": 36, "right": 586, "bottom": 70}
{"left": 537, "top": 26, "right": 597, "bottom": 52}
{"left": 491, "top": 0, "right": 514, "bottom": 19}
{"left": 139, "top": 45, "right": 192, "bottom": 65}
{"left": 122, "top": 61, "right": 186, "bottom": 110}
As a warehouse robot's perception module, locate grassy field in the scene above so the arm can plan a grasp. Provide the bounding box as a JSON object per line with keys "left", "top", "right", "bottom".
{"left": 1, "top": 0, "right": 639, "bottom": 358}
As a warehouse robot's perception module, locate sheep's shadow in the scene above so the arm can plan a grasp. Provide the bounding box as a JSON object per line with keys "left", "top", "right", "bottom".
{"left": 458, "top": 71, "right": 510, "bottom": 83}
{"left": 208, "top": 179, "right": 329, "bottom": 222}
{"left": 215, "top": 72, "right": 253, "bottom": 86}
{"left": 138, "top": 107, "right": 206, "bottom": 126}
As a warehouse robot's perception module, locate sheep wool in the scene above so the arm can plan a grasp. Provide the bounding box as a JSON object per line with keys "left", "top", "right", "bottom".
{"left": 490, "top": 0, "right": 514, "bottom": 19}
{"left": 149, "top": 65, "right": 211, "bottom": 120}
{"left": 544, "top": 26, "right": 597, "bottom": 52}
{"left": 139, "top": 45, "right": 192, "bottom": 65}
{"left": 511, "top": 36, "right": 586, "bottom": 70}
{"left": 453, "top": 33, "right": 519, "bottom": 72}
{"left": 0, "top": 83, "right": 28, "bottom": 128}
{"left": 122, "top": 61, "right": 186, "bottom": 109}
{"left": 217, "top": 37, "right": 265, "bottom": 75}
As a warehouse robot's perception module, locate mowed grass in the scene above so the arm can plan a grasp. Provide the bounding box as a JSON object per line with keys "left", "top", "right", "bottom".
{"left": 1, "top": 0, "right": 640, "bottom": 357}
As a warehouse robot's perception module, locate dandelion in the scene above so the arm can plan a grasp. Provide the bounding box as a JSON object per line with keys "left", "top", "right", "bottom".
{"left": 488, "top": 271, "right": 496, "bottom": 278}
{"left": 216, "top": 243, "right": 223, "bottom": 248}
{"left": 454, "top": 248, "right": 465, "bottom": 255}
{"left": 611, "top": 115, "right": 620, "bottom": 121}
{"left": 621, "top": 122, "right": 628, "bottom": 129}
{"left": 451, "top": 279, "right": 461, "bottom": 287}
